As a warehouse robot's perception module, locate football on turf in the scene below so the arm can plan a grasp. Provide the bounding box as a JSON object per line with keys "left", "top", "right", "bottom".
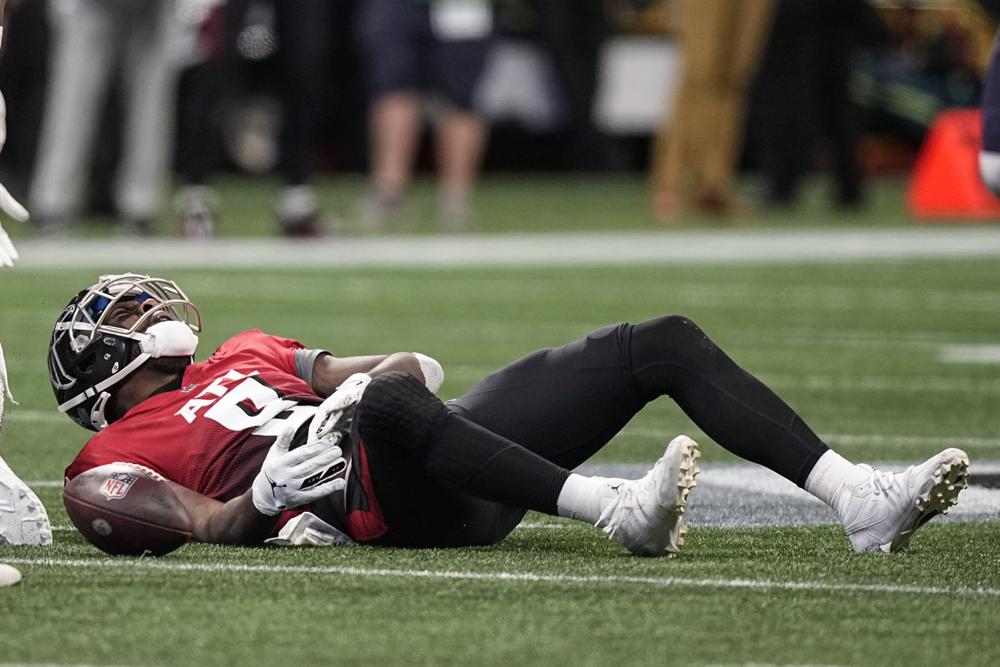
{"left": 63, "top": 463, "right": 193, "bottom": 556}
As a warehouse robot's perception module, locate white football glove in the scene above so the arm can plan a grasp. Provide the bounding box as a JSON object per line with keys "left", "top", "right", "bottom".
{"left": 251, "top": 422, "right": 348, "bottom": 516}
{"left": 263, "top": 511, "right": 356, "bottom": 547}
{"left": 0, "top": 90, "right": 30, "bottom": 269}
{"left": 309, "top": 372, "right": 371, "bottom": 441}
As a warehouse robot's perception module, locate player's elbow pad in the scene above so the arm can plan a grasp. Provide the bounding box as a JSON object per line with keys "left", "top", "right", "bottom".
{"left": 979, "top": 151, "right": 1000, "bottom": 198}
{"left": 413, "top": 353, "right": 444, "bottom": 393}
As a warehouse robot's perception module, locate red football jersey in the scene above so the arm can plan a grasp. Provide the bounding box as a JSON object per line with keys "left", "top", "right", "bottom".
{"left": 65, "top": 330, "right": 321, "bottom": 501}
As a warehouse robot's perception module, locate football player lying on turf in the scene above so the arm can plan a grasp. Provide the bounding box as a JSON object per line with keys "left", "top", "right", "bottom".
{"left": 53, "top": 273, "right": 969, "bottom": 556}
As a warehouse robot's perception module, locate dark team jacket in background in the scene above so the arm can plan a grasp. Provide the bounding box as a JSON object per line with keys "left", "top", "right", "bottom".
{"left": 64, "top": 330, "right": 388, "bottom": 541}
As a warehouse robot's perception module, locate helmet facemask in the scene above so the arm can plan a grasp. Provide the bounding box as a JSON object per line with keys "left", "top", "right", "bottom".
{"left": 49, "top": 273, "right": 203, "bottom": 431}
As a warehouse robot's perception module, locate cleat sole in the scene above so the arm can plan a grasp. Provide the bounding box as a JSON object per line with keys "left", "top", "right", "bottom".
{"left": 662, "top": 436, "right": 702, "bottom": 555}
{"left": 887, "top": 448, "right": 969, "bottom": 553}
{"left": 601, "top": 435, "right": 701, "bottom": 557}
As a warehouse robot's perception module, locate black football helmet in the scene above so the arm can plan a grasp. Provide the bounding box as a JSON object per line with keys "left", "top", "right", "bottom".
{"left": 48, "top": 273, "right": 202, "bottom": 431}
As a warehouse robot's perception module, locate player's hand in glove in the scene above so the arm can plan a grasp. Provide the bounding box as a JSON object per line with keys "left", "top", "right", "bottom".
{"left": 309, "top": 372, "right": 371, "bottom": 441}
{"left": 0, "top": 90, "right": 30, "bottom": 269}
{"left": 251, "top": 422, "right": 348, "bottom": 516}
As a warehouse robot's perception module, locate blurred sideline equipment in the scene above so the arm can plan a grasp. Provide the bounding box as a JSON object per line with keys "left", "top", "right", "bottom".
{"left": 907, "top": 109, "right": 1000, "bottom": 220}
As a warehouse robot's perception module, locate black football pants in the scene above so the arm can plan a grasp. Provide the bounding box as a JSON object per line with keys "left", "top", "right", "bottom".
{"left": 362, "top": 315, "right": 829, "bottom": 547}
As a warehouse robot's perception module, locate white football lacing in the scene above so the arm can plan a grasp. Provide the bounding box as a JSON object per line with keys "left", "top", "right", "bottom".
{"left": 598, "top": 473, "right": 654, "bottom": 539}
{"left": 869, "top": 469, "right": 896, "bottom": 496}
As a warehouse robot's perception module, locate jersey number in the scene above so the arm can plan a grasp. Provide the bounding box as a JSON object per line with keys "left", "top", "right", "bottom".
{"left": 175, "top": 370, "right": 316, "bottom": 436}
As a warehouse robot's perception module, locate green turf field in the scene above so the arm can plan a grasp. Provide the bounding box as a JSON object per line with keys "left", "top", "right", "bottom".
{"left": 1, "top": 176, "right": 999, "bottom": 667}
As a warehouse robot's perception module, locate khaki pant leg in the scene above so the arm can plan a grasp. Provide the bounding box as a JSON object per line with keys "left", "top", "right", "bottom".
{"left": 700, "top": 0, "right": 776, "bottom": 196}
{"left": 651, "top": 0, "right": 730, "bottom": 195}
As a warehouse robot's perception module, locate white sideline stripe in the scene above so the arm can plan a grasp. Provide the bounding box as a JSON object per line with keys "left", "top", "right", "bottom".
{"left": 24, "top": 444, "right": 1000, "bottom": 490}
{"left": 11, "top": 227, "right": 1000, "bottom": 268}
{"left": 4, "top": 556, "right": 999, "bottom": 598}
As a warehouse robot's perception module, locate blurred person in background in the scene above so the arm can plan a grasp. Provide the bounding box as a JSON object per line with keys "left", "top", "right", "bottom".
{"left": 979, "top": 18, "right": 1000, "bottom": 196}
{"left": 752, "top": 0, "right": 885, "bottom": 211}
{"left": 0, "top": 0, "right": 47, "bottom": 205}
{"left": 29, "top": 0, "right": 182, "bottom": 236}
{"left": 533, "top": 0, "right": 616, "bottom": 172}
{"left": 173, "top": 0, "right": 227, "bottom": 238}
{"left": 357, "top": 0, "right": 494, "bottom": 231}
{"left": 0, "top": 0, "right": 27, "bottom": 266}
{"left": 650, "top": 0, "right": 775, "bottom": 222}
{"left": 176, "top": 0, "right": 335, "bottom": 238}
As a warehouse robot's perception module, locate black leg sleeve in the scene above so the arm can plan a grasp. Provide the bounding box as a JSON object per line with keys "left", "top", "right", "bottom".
{"left": 630, "top": 316, "right": 829, "bottom": 486}
{"left": 357, "top": 372, "right": 571, "bottom": 515}
{"left": 275, "top": 0, "right": 332, "bottom": 185}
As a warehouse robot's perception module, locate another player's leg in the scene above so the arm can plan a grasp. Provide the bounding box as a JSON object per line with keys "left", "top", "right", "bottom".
{"left": 355, "top": 371, "right": 695, "bottom": 555}
{"left": 628, "top": 315, "right": 969, "bottom": 552}
{"left": 0, "top": 343, "right": 52, "bottom": 546}
{"left": 0, "top": 456, "right": 52, "bottom": 546}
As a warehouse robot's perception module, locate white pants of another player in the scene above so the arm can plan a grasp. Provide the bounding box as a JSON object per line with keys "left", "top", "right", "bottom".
{"left": 29, "top": 0, "right": 182, "bottom": 222}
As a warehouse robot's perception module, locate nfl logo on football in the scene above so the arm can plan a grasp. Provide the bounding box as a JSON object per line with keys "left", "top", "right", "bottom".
{"left": 99, "top": 472, "right": 137, "bottom": 500}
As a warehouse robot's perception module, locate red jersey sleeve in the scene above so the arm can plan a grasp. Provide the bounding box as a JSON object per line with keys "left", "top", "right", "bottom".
{"left": 206, "top": 330, "right": 305, "bottom": 377}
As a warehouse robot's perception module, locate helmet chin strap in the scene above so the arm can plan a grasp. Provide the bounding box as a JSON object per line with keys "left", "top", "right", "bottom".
{"left": 139, "top": 320, "right": 199, "bottom": 358}
{"left": 58, "top": 321, "right": 200, "bottom": 427}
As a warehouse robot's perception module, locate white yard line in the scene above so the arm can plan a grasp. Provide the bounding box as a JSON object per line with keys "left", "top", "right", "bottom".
{"left": 939, "top": 344, "right": 1000, "bottom": 365}
{"left": 705, "top": 664, "right": 854, "bottom": 667}
{"left": 0, "top": 664, "right": 139, "bottom": 667}
{"left": 619, "top": 426, "right": 1000, "bottom": 450}
{"left": 4, "top": 556, "right": 999, "bottom": 598}
{"left": 11, "top": 227, "right": 1000, "bottom": 268}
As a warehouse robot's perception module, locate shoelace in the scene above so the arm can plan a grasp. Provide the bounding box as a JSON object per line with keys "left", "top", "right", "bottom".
{"left": 869, "top": 469, "right": 896, "bottom": 496}
{"left": 598, "top": 482, "right": 640, "bottom": 538}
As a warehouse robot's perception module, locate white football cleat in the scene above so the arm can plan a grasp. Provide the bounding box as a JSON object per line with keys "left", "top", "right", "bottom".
{"left": 597, "top": 435, "right": 701, "bottom": 557}
{"left": 838, "top": 448, "right": 969, "bottom": 553}
{"left": 0, "top": 454, "right": 52, "bottom": 546}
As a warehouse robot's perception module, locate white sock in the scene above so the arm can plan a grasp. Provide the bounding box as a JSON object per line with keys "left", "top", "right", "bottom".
{"left": 804, "top": 450, "right": 864, "bottom": 515}
{"left": 556, "top": 473, "right": 624, "bottom": 525}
